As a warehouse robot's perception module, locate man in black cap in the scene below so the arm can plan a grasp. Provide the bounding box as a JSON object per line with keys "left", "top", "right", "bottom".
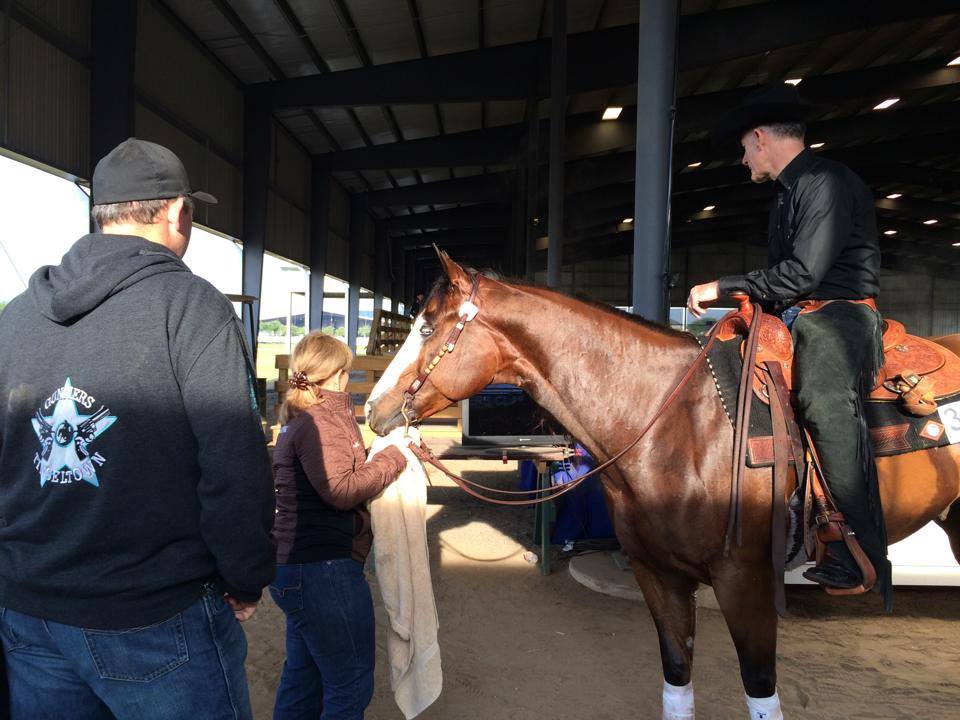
{"left": 0, "top": 138, "right": 275, "bottom": 719}
{"left": 686, "top": 86, "right": 891, "bottom": 606}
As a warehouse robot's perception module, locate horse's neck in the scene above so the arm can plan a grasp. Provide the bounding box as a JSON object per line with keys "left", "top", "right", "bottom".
{"left": 488, "top": 285, "right": 699, "bottom": 455}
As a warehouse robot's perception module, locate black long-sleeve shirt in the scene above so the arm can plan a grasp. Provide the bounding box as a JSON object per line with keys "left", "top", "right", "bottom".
{"left": 718, "top": 149, "right": 881, "bottom": 306}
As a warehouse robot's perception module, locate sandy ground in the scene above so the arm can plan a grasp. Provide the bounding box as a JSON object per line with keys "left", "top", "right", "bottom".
{"left": 243, "top": 458, "right": 960, "bottom": 720}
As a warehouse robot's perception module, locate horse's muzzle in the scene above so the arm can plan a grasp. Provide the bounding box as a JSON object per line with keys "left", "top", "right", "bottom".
{"left": 367, "top": 398, "right": 405, "bottom": 435}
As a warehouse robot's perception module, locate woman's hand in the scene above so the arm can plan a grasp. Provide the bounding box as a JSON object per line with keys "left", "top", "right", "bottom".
{"left": 386, "top": 424, "right": 421, "bottom": 448}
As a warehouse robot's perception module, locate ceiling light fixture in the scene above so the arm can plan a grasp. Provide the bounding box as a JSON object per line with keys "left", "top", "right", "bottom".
{"left": 784, "top": 78, "right": 803, "bottom": 86}
{"left": 702, "top": 205, "right": 716, "bottom": 212}
{"left": 687, "top": 161, "right": 702, "bottom": 168}
{"left": 885, "top": 193, "right": 902, "bottom": 199}
{"left": 883, "top": 230, "right": 898, "bottom": 236}
{"left": 953, "top": 242, "right": 960, "bottom": 247}
{"left": 948, "top": 56, "right": 960, "bottom": 67}
{"left": 602, "top": 106, "right": 623, "bottom": 120}
{"left": 873, "top": 97, "right": 900, "bottom": 110}
{"left": 809, "top": 142, "right": 825, "bottom": 149}
{"left": 622, "top": 217, "right": 634, "bottom": 224}
{"left": 923, "top": 219, "right": 939, "bottom": 225}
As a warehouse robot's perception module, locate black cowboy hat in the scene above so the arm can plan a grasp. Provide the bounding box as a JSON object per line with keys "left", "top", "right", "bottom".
{"left": 711, "top": 83, "right": 820, "bottom": 150}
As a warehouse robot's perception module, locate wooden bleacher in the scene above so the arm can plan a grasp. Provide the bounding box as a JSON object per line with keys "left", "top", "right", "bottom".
{"left": 366, "top": 309, "right": 413, "bottom": 356}
{"left": 349, "top": 355, "right": 461, "bottom": 423}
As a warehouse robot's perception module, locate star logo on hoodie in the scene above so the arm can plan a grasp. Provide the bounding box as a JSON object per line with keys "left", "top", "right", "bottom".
{"left": 31, "top": 378, "right": 117, "bottom": 487}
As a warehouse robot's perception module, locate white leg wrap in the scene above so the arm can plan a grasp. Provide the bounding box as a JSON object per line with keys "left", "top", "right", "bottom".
{"left": 745, "top": 691, "right": 783, "bottom": 720}
{"left": 662, "top": 681, "right": 695, "bottom": 720}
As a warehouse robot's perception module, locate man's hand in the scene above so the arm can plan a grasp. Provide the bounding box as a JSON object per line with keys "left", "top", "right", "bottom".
{"left": 686, "top": 281, "right": 720, "bottom": 318}
{"left": 224, "top": 595, "right": 258, "bottom": 622}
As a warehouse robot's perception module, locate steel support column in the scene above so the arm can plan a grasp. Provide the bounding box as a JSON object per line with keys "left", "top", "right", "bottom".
{"left": 632, "top": 0, "right": 678, "bottom": 322}
{"left": 347, "top": 196, "right": 364, "bottom": 352}
{"left": 309, "top": 158, "right": 330, "bottom": 331}
{"left": 90, "top": 0, "right": 137, "bottom": 179}
{"left": 546, "top": 0, "right": 567, "bottom": 288}
{"left": 390, "top": 237, "right": 403, "bottom": 314}
{"left": 524, "top": 95, "right": 540, "bottom": 279}
{"left": 404, "top": 250, "right": 415, "bottom": 311}
{"left": 241, "top": 92, "right": 272, "bottom": 361}
{"left": 374, "top": 222, "right": 387, "bottom": 311}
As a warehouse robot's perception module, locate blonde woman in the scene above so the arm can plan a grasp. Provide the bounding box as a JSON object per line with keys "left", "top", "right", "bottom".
{"left": 271, "top": 331, "right": 407, "bottom": 720}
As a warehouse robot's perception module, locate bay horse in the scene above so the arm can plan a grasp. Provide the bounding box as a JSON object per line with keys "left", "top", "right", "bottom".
{"left": 366, "top": 253, "right": 960, "bottom": 720}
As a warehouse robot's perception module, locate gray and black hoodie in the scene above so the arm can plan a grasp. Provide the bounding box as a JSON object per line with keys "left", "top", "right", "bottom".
{"left": 0, "top": 233, "right": 275, "bottom": 630}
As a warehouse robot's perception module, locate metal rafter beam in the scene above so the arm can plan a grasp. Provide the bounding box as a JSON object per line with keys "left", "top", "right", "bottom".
{"left": 326, "top": 124, "right": 524, "bottom": 170}
{"left": 383, "top": 204, "right": 510, "bottom": 232}
{"left": 365, "top": 173, "right": 514, "bottom": 207}
{"left": 392, "top": 230, "right": 506, "bottom": 249}
{"left": 253, "top": 1, "right": 959, "bottom": 108}
{"left": 323, "top": 97, "right": 960, "bottom": 171}
{"left": 677, "top": 55, "right": 960, "bottom": 134}
{"left": 325, "top": 0, "right": 411, "bottom": 197}
{"left": 557, "top": 225, "right": 960, "bottom": 274}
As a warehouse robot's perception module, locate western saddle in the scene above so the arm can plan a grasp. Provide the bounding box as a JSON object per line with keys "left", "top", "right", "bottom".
{"left": 712, "top": 293, "right": 960, "bottom": 613}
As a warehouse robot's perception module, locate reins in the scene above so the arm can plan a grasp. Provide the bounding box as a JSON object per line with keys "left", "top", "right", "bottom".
{"left": 401, "top": 272, "right": 719, "bottom": 506}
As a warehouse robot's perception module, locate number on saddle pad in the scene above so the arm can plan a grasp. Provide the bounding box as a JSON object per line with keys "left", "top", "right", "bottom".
{"left": 940, "top": 400, "right": 960, "bottom": 445}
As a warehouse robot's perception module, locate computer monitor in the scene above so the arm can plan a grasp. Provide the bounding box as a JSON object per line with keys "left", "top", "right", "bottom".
{"left": 460, "top": 384, "right": 568, "bottom": 447}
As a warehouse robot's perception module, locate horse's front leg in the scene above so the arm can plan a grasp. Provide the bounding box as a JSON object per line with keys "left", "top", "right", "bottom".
{"left": 712, "top": 561, "right": 783, "bottom": 719}
{"left": 631, "top": 560, "right": 699, "bottom": 720}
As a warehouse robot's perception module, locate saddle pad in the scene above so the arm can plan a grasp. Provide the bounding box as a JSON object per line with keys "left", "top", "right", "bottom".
{"left": 704, "top": 336, "right": 960, "bottom": 468}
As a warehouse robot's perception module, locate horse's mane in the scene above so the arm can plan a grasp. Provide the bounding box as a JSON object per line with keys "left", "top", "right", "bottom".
{"left": 427, "top": 269, "right": 692, "bottom": 342}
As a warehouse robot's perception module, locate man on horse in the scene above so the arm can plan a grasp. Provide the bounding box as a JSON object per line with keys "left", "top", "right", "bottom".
{"left": 686, "top": 84, "right": 891, "bottom": 603}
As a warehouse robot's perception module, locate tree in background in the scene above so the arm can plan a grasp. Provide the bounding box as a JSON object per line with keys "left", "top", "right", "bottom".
{"left": 259, "top": 319, "right": 284, "bottom": 336}
{"left": 0, "top": 300, "right": 6, "bottom": 316}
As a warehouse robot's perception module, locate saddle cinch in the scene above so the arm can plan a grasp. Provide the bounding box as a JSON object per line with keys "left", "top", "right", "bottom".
{"left": 712, "top": 295, "right": 960, "bottom": 612}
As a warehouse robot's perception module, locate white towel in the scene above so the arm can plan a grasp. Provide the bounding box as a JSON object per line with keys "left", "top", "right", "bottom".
{"left": 368, "top": 432, "right": 442, "bottom": 719}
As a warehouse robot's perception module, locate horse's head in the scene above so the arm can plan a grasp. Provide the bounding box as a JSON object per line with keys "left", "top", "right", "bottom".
{"left": 367, "top": 252, "right": 503, "bottom": 434}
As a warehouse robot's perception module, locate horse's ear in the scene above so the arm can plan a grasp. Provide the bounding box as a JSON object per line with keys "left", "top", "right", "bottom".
{"left": 438, "top": 250, "right": 473, "bottom": 296}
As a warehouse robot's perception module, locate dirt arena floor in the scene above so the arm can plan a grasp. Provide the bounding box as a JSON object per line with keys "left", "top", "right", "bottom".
{"left": 243, "top": 458, "right": 960, "bottom": 720}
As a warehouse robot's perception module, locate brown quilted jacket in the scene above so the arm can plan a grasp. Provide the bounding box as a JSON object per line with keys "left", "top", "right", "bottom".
{"left": 272, "top": 389, "right": 405, "bottom": 564}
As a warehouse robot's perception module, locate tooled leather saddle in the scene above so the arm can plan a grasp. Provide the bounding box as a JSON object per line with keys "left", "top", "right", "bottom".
{"left": 708, "top": 295, "right": 960, "bottom": 614}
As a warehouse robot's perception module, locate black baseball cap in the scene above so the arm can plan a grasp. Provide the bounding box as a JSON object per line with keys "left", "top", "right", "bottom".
{"left": 92, "top": 138, "right": 218, "bottom": 206}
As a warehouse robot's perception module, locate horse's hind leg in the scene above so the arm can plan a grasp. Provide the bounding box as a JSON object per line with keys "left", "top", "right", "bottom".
{"left": 934, "top": 499, "right": 960, "bottom": 564}
{"left": 631, "top": 561, "right": 699, "bottom": 719}
{"left": 712, "top": 565, "right": 783, "bottom": 719}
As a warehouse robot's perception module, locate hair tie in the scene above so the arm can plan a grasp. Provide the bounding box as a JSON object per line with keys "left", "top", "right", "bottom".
{"left": 289, "top": 370, "right": 311, "bottom": 391}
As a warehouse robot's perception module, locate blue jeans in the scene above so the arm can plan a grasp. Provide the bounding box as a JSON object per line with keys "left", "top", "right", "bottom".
{"left": 0, "top": 585, "right": 251, "bottom": 720}
{"left": 270, "top": 560, "right": 375, "bottom": 720}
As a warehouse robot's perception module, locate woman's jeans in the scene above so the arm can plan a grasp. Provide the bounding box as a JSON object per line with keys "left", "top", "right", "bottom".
{"left": 0, "top": 584, "right": 252, "bottom": 720}
{"left": 270, "top": 559, "right": 375, "bottom": 720}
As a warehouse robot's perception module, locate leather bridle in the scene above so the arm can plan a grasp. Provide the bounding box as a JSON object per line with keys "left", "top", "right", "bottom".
{"left": 398, "top": 271, "right": 720, "bottom": 506}
{"left": 400, "top": 272, "right": 482, "bottom": 427}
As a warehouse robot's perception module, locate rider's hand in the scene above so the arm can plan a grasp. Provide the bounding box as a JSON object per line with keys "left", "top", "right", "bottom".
{"left": 686, "top": 281, "right": 720, "bottom": 319}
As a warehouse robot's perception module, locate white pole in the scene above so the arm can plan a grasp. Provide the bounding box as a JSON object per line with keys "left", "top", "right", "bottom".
{"left": 287, "top": 291, "right": 293, "bottom": 355}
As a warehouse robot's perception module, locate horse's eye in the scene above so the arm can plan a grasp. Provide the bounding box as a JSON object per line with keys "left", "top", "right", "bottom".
{"left": 420, "top": 324, "right": 434, "bottom": 337}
